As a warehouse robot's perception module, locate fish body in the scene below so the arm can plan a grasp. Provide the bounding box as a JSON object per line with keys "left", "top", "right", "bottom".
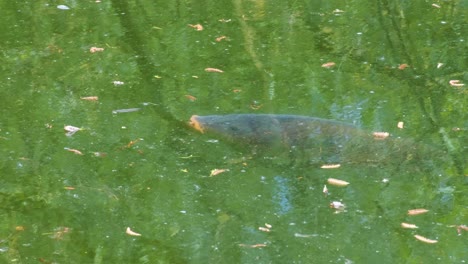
{"left": 189, "top": 114, "right": 398, "bottom": 164}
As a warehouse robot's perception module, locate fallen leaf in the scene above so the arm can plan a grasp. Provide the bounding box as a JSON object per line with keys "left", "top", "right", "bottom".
{"left": 330, "top": 201, "right": 346, "bottom": 210}
{"left": 397, "top": 121, "right": 404, "bottom": 129}
{"left": 321, "top": 164, "right": 341, "bottom": 169}
{"left": 431, "top": 3, "right": 441, "bottom": 8}
{"left": 90, "top": 47, "right": 104, "bottom": 53}
{"left": 80, "top": 96, "right": 99, "bottom": 101}
{"left": 414, "top": 234, "right": 437, "bottom": 244}
{"left": 449, "top": 80, "right": 465, "bottom": 87}
{"left": 188, "top": 24, "right": 203, "bottom": 31}
{"left": 210, "top": 168, "right": 229, "bottom": 177}
{"left": 373, "top": 132, "right": 390, "bottom": 140}
{"left": 408, "top": 208, "right": 429, "bottom": 216}
{"left": 64, "top": 147, "right": 83, "bottom": 155}
{"left": 112, "top": 108, "right": 141, "bottom": 114}
{"left": 398, "top": 64, "right": 409, "bottom": 70}
{"left": 327, "top": 178, "right": 350, "bottom": 186}
{"left": 258, "top": 227, "right": 270, "bottom": 232}
{"left": 321, "top": 62, "right": 336, "bottom": 68}
{"left": 185, "top": 95, "right": 197, "bottom": 101}
{"left": 216, "top": 36, "right": 227, "bottom": 42}
{"left": 64, "top": 186, "right": 75, "bottom": 190}
{"left": 264, "top": 223, "right": 272, "bottom": 229}
{"left": 64, "top": 125, "right": 81, "bottom": 135}
{"left": 113, "top": 81, "right": 125, "bottom": 86}
{"left": 239, "top": 243, "right": 267, "bottom": 248}
{"left": 323, "top": 185, "right": 328, "bottom": 195}
{"left": 15, "top": 226, "right": 25, "bottom": 231}
{"left": 205, "top": 68, "right": 224, "bottom": 73}
{"left": 401, "top": 222, "right": 418, "bottom": 229}
{"left": 126, "top": 227, "right": 142, "bottom": 237}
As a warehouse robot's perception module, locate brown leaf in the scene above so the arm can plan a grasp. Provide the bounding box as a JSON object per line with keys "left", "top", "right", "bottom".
{"left": 126, "top": 227, "right": 142, "bottom": 237}
{"left": 188, "top": 24, "right": 203, "bottom": 31}
{"left": 64, "top": 147, "right": 83, "bottom": 155}
{"left": 373, "top": 132, "right": 390, "bottom": 140}
{"left": 321, "top": 62, "right": 336, "bottom": 68}
{"left": 327, "top": 178, "right": 350, "bottom": 187}
{"left": 80, "top": 96, "right": 99, "bottom": 101}
{"left": 408, "top": 208, "right": 429, "bottom": 216}
{"left": 401, "top": 222, "right": 418, "bottom": 229}
{"left": 321, "top": 164, "right": 341, "bottom": 169}
{"left": 90, "top": 47, "right": 104, "bottom": 53}
{"left": 210, "top": 168, "right": 229, "bottom": 177}
{"left": 414, "top": 234, "right": 437, "bottom": 244}
{"left": 205, "top": 68, "right": 224, "bottom": 73}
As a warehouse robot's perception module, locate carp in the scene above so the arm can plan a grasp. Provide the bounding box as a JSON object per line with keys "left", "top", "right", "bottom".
{"left": 188, "top": 114, "right": 436, "bottom": 166}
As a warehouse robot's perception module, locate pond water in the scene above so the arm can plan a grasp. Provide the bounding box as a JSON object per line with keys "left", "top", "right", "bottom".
{"left": 0, "top": 0, "right": 466, "bottom": 263}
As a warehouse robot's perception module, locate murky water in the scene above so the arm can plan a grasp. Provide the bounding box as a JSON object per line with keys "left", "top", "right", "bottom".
{"left": 0, "top": 0, "right": 466, "bottom": 263}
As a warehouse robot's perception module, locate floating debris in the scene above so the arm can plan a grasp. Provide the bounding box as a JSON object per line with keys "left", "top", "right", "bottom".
{"left": 398, "top": 64, "right": 409, "bottom": 70}
{"left": 188, "top": 24, "right": 203, "bottom": 31}
{"left": 408, "top": 208, "right": 429, "bottom": 216}
{"left": 327, "top": 178, "right": 350, "bottom": 187}
{"left": 64, "top": 147, "right": 83, "bottom": 155}
{"left": 210, "top": 168, "right": 229, "bottom": 177}
{"left": 321, "top": 62, "right": 336, "bottom": 68}
{"left": 64, "top": 125, "right": 81, "bottom": 136}
{"left": 372, "top": 132, "right": 390, "bottom": 140}
{"left": 126, "top": 227, "right": 142, "bottom": 237}
{"left": 323, "top": 185, "right": 329, "bottom": 196}
{"left": 321, "top": 164, "right": 341, "bottom": 169}
{"left": 89, "top": 47, "right": 104, "bottom": 53}
{"left": 112, "top": 108, "right": 141, "bottom": 114}
{"left": 80, "top": 96, "right": 98, "bottom": 101}
{"left": 449, "top": 80, "right": 464, "bottom": 87}
{"left": 216, "top": 36, "right": 227, "bottom": 42}
{"left": 205, "top": 68, "right": 224, "bottom": 73}
{"left": 57, "top": 5, "right": 70, "bottom": 10}
{"left": 401, "top": 222, "right": 418, "bottom": 229}
{"left": 330, "top": 201, "right": 346, "bottom": 212}
{"left": 414, "top": 234, "right": 437, "bottom": 244}
{"left": 239, "top": 243, "right": 267, "bottom": 248}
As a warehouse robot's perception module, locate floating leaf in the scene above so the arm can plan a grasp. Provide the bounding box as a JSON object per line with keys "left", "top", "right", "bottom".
{"left": 373, "top": 132, "right": 390, "bottom": 140}
{"left": 216, "top": 36, "right": 227, "bottom": 42}
{"left": 401, "top": 222, "right": 418, "bottom": 229}
{"left": 321, "top": 164, "right": 341, "bottom": 169}
{"left": 185, "top": 95, "right": 197, "bottom": 101}
{"left": 205, "top": 68, "right": 224, "bottom": 73}
{"left": 449, "top": 80, "right": 464, "bottom": 87}
{"left": 64, "top": 147, "right": 83, "bottom": 155}
{"left": 414, "top": 234, "right": 437, "bottom": 244}
{"left": 126, "top": 227, "right": 142, "bottom": 237}
{"left": 210, "top": 168, "right": 229, "bottom": 177}
{"left": 188, "top": 24, "right": 203, "bottom": 31}
{"left": 57, "top": 5, "right": 70, "bottom": 10}
{"left": 321, "top": 62, "right": 335, "bottom": 68}
{"left": 398, "top": 64, "right": 409, "bottom": 70}
{"left": 112, "top": 108, "right": 141, "bottom": 114}
{"left": 408, "top": 208, "right": 429, "bottom": 215}
{"left": 323, "top": 185, "right": 328, "bottom": 195}
{"left": 89, "top": 47, "right": 104, "bottom": 53}
{"left": 327, "top": 178, "right": 350, "bottom": 187}
{"left": 80, "top": 96, "right": 98, "bottom": 101}
{"left": 330, "top": 201, "right": 346, "bottom": 211}
{"left": 239, "top": 243, "right": 267, "bottom": 248}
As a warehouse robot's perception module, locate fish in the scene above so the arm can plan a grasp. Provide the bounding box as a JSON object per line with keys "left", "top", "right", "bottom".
{"left": 189, "top": 114, "right": 430, "bottom": 166}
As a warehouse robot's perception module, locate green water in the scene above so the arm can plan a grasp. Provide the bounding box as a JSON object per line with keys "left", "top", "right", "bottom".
{"left": 0, "top": 0, "right": 466, "bottom": 263}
